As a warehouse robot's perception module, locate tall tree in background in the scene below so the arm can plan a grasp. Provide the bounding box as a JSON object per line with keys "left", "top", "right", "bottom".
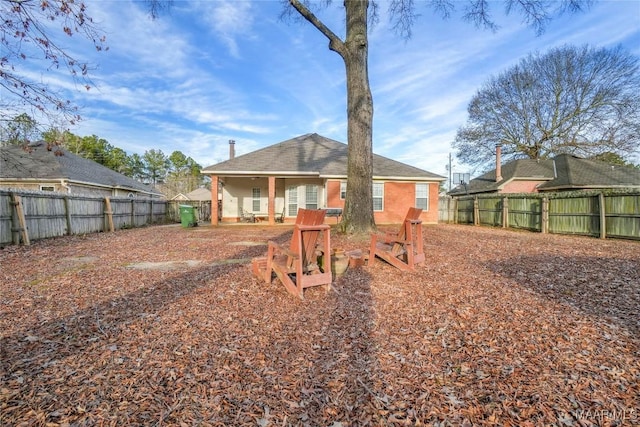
{"left": 0, "top": 113, "right": 39, "bottom": 146}
{"left": 127, "top": 154, "right": 147, "bottom": 182}
{"left": 0, "top": 0, "right": 106, "bottom": 124}
{"left": 143, "top": 149, "right": 169, "bottom": 185}
{"left": 167, "top": 150, "right": 204, "bottom": 194}
{"left": 147, "top": 0, "right": 592, "bottom": 233}
{"left": 454, "top": 44, "right": 640, "bottom": 168}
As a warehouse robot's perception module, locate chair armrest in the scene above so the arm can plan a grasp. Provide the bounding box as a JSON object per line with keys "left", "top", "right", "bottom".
{"left": 267, "top": 241, "right": 299, "bottom": 259}
{"left": 295, "top": 224, "right": 331, "bottom": 232}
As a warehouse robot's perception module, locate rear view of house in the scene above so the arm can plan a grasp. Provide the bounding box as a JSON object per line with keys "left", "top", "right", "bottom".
{"left": 202, "top": 133, "right": 445, "bottom": 225}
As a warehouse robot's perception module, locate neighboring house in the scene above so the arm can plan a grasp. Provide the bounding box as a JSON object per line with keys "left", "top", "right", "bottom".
{"left": 169, "top": 188, "right": 211, "bottom": 201}
{"left": 0, "top": 142, "right": 163, "bottom": 198}
{"left": 170, "top": 193, "right": 189, "bottom": 201}
{"left": 448, "top": 148, "right": 640, "bottom": 196}
{"left": 184, "top": 187, "right": 212, "bottom": 201}
{"left": 201, "top": 133, "right": 445, "bottom": 225}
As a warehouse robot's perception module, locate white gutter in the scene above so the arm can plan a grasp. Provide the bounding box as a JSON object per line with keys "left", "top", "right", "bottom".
{"left": 201, "top": 170, "right": 320, "bottom": 176}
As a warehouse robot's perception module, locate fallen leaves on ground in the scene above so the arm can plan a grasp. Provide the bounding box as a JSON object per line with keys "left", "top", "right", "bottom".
{"left": 1, "top": 224, "right": 638, "bottom": 426}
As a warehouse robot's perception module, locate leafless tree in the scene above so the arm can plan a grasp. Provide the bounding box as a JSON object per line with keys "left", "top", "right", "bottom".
{"left": 146, "top": 0, "right": 592, "bottom": 234}
{"left": 454, "top": 44, "right": 640, "bottom": 168}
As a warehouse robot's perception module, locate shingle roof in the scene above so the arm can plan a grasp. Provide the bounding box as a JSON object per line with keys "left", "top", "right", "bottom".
{"left": 0, "top": 143, "right": 162, "bottom": 195}
{"left": 538, "top": 154, "right": 640, "bottom": 190}
{"left": 185, "top": 187, "right": 212, "bottom": 200}
{"left": 202, "top": 133, "right": 444, "bottom": 180}
{"left": 448, "top": 154, "right": 640, "bottom": 196}
{"left": 448, "top": 158, "right": 555, "bottom": 195}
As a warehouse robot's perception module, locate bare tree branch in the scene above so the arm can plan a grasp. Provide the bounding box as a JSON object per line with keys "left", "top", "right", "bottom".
{"left": 0, "top": 0, "right": 107, "bottom": 124}
{"left": 287, "top": 0, "right": 346, "bottom": 56}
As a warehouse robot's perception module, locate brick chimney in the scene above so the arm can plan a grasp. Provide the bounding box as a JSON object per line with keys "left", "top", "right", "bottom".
{"left": 495, "top": 144, "right": 502, "bottom": 182}
{"left": 229, "top": 140, "right": 235, "bottom": 160}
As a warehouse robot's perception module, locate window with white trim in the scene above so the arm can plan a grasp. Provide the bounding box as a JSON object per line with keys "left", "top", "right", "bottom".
{"left": 252, "top": 188, "right": 261, "bottom": 212}
{"left": 305, "top": 185, "right": 318, "bottom": 209}
{"left": 415, "top": 183, "right": 429, "bottom": 210}
{"left": 287, "top": 186, "right": 297, "bottom": 216}
{"left": 372, "top": 182, "right": 384, "bottom": 211}
{"left": 340, "top": 181, "right": 347, "bottom": 199}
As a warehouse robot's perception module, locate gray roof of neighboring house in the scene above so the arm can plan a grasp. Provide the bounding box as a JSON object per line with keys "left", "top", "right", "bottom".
{"left": 448, "top": 158, "right": 555, "bottom": 195}
{"left": 448, "top": 154, "right": 640, "bottom": 196}
{"left": 0, "top": 143, "right": 162, "bottom": 195}
{"left": 537, "top": 154, "right": 640, "bottom": 190}
{"left": 202, "top": 133, "right": 445, "bottom": 180}
{"left": 185, "top": 187, "right": 212, "bottom": 200}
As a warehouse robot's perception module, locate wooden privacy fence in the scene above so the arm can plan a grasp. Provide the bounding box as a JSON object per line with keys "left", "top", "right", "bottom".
{"left": 165, "top": 200, "right": 213, "bottom": 223}
{"left": 439, "top": 191, "right": 640, "bottom": 240}
{"left": 0, "top": 190, "right": 167, "bottom": 246}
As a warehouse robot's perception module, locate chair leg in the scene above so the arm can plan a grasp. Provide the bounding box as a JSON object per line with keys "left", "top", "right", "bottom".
{"left": 368, "top": 234, "right": 378, "bottom": 266}
{"left": 265, "top": 246, "right": 274, "bottom": 284}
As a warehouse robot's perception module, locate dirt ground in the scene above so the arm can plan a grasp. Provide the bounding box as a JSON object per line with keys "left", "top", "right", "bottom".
{"left": 1, "top": 223, "right": 638, "bottom": 426}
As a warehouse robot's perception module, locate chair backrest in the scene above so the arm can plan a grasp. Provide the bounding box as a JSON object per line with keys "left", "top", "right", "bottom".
{"left": 397, "top": 207, "right": 422, "bottom": 240}
{"left": 240, "top": 208, "right": 254, "bottom": 222}
{"left": 291, "top": 208, "right": 327, "bottom": 265}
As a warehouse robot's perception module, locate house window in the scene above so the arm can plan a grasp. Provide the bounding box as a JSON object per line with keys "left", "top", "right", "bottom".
{"left": 287, "top": 186, "right": 297, "bottom": 216}
{"left": 252, "top": 188, "right": 261, "bottom": 212}
{"left": 305, "top": 185, "right": 318, "bottom": 209}
{"left": 415, "top": 183, "right": 429, "bottom": 210}
{"left": 373, "top": 182, "right": 384, "bottom": 211}
{"left": 40, "top": 186, "right": 55, "bottom": 192}
{"left": 340, "top": 181, "right": 347, "bottom": 199}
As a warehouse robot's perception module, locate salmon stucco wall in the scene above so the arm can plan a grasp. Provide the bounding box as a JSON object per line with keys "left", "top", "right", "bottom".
{"left": 326, "top": 180, "right": 440, "bottom": 224}
{"left": 501, "top": 179, "right": 547, "bottom": 193}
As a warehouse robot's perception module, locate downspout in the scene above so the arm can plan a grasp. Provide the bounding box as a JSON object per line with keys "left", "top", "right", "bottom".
{"left": 60, "top": 179, "right": 71, "bottom": 193}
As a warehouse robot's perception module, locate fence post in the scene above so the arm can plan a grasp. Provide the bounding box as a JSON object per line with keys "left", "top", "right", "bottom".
{"left": 473, "top": 197, "right": 479, "bottom": 226}
{"left": 541, "top": 197, "right": 549, "bottom": 234}
{"left": 63, "top": 196, "right": 72, "bottom": 235}
{"left": 453, "top": 198, "right": 458, "bottom": 224}
{"left": 10, "top": 193, "right": 30, "bottom": 245}
{"left": 502, "top": 197, "right": 509, "bottom": 228}
{"left": 599, "top": 192, "right": 606, "bottom": 239}
{"left": 104, "top": 197, "right": 114, "bottom": 232}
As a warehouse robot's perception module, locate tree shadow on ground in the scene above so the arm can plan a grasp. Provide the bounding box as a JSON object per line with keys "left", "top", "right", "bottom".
{"left": 0, "top": 227, "right": 289, "bottom": 424}
{"left": 0, "top": 226, "right": 381, "bottom": 426}
{"left": 488, "top": 254, "right": 639, "bottom": 335}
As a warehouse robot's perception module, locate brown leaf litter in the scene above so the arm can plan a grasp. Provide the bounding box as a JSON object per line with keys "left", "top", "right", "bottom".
{"left": 1, "top": 224, "right": 638, "bottom": 426}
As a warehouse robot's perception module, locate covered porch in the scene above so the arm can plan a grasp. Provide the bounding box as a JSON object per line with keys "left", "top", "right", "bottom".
{"left": 209, "top": 174, "right": 341, "bottom": 225}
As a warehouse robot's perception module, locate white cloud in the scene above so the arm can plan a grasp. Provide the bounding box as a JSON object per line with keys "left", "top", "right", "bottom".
{"left": 198, "top": 0, "right": 256, "bottom": 58}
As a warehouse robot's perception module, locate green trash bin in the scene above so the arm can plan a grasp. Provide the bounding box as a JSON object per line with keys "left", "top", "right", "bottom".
{"left": 179, "top": 205, "right": 198, "bottom": 228}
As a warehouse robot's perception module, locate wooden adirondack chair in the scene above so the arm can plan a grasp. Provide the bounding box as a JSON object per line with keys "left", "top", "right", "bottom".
{"left": 255, "top": 208, "right": 332, "bottom": 299}
{"left": 368, "top": 207, "right": 425, "bottom": 271}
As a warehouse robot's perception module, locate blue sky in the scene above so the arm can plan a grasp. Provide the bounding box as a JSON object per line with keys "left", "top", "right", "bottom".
{"left": 27, "top": 0, "right": 640, "bottom": 178}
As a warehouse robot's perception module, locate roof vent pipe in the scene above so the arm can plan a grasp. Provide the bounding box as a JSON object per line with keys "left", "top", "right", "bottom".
{"left": 495, "top": 144, "right": 502, "bottom": 182}
{"left": 229, "top": 140, "right": 235, "bottom": 160}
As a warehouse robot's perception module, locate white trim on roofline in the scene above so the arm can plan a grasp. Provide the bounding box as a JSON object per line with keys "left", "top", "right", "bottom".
{"left": 202, "top": 170, "right": 320, "bottom": 176}
{"left": 370, "top": 175, "right": 446, "bottom": 182}
{"left": 1, "top": 177, "right": 159, "bottom": 196}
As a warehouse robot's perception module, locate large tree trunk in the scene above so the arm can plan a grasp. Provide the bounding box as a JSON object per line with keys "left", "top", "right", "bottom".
{"left": 339, "top": 0, "right": 375, "bottom": 234}
{"left": 288, "top": 0, "right": 375, "bottom": 235}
